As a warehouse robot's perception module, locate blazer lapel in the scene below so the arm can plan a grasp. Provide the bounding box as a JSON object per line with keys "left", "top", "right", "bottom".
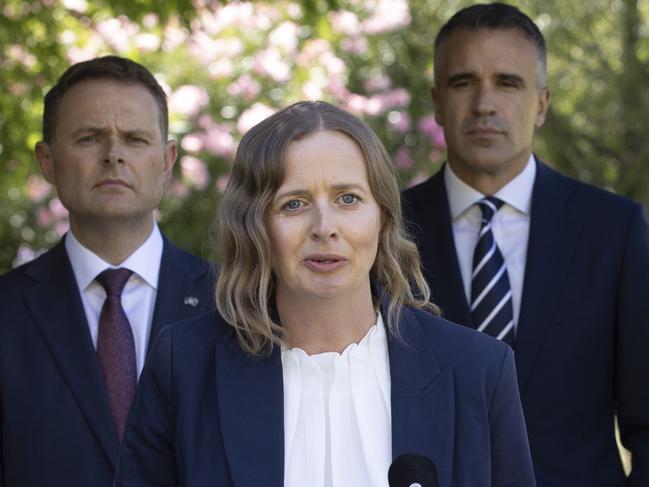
{"left": 22, "top": 242, "right": 119, "bottom": 466}
{"left": 407, "top": 168, "right": 472, "bottom": 326}
{"left": 389, "top": 308, "right": 455, "bottom": 487}
{"left": 516, "top": 161, "right": 584, "bottom": 391}
{"left": 214, "top": 332, "right": 284, "bottom": 487}
{"left": 148, "top": 237, "right": 213, "bottom": 354}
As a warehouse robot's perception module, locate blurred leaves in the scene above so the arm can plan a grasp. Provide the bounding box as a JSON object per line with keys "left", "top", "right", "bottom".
{"left": 1, "top": 0, "right": 648, "bottom": 273}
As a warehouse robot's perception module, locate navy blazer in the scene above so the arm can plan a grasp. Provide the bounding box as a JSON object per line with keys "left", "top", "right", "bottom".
{"left": 0, "top": 236, "right": 215, "bottom": 487}
{"left": 402, "top": 160, "right": 649, "bottom": 487}
{"left": 115, "top": 306, "right": 536, "bottom": 487}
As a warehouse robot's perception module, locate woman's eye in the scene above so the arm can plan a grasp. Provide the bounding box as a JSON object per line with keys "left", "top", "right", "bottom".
{"left": 284, "top": 199, "right": 303, "bottom": 211}
{"left": 340, "top": 194, "right": 358, "bottom": 205}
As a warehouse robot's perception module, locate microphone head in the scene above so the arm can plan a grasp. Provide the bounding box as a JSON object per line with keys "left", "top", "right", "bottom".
{"left": 388, "top": 453, "right": 438, "bottom": 487}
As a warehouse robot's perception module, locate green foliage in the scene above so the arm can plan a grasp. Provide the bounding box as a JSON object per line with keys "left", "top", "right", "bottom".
{"left": 1, "top": 0, "right": 648, "bottom": 274}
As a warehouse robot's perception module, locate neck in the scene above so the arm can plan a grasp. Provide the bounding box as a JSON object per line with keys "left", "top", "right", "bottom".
{"left": 69, "top": 217, "right": 154, "bottom": 265}
{"left": 448, "top": 153, "right": 531, "bottom": 196}
{"left": 277, "top": 289, "right": 377, "bottom": 355}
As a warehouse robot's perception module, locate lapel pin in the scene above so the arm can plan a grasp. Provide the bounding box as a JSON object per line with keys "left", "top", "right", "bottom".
{"left": 184, "top": 296, "right": 199, "bottom": 307}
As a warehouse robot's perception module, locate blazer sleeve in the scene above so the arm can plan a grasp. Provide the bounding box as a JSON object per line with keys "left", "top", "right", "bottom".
{"left": 489, "top": 346, "right": 537, "bottom": 487}
{"left": 616, "top": 204, "right": 649, "bottom": 486}
{"left": 115, "top": 326, "right": 179, "bottom": 487}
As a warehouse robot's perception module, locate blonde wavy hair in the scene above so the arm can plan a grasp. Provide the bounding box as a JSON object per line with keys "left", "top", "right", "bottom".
{"left": 215, "top": 101, "right": 438, "bottom": 355}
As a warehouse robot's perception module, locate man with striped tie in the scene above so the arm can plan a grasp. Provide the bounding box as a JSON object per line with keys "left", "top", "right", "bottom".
{"left": 403, "top": 3, "right": 649, "bottom": 487}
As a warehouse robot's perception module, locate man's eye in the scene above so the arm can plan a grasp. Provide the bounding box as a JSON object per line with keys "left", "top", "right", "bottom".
{"left": 78, "top": 136, "right": 95, "bottom": 143}
{"left": 129, "top": 136, "right": 148, "bottom": 144}
{"left": 340, "top": 194, "right": 358, "bottom": 205}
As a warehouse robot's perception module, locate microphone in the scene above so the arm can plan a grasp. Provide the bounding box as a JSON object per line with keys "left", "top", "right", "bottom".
{"left": 387, "top": 453, "right": 438, "bottom": 487}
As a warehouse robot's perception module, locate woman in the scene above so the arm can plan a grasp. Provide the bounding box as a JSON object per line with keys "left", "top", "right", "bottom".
{"left": 115, "top": 101, "right": 536, "bottom": 487}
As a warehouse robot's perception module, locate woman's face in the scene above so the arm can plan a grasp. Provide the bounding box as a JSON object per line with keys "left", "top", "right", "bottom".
{"left": 267, "top": 130, "right": 382, "bottom": 304}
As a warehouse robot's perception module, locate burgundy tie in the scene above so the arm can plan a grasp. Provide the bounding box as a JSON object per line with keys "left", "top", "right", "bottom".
{"left": 96, "top": 268, "right": 136, "bottom": 441}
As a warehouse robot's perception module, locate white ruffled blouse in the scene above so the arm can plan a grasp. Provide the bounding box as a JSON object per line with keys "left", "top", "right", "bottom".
{"left": 281, "top": 314, "right": 392, "bottom": 487}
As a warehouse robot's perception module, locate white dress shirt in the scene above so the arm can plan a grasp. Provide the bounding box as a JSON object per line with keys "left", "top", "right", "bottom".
{"left": 282, "top": 314, "right": 392, "bottom": 487}
{"left": 444, "top": 155, "right": 536, "bottom": 328}
{"left": 65, "top": 225, "right": 163, "bottom": 376}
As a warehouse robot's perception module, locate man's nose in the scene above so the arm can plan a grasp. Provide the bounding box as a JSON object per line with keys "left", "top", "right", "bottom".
{"left": 103, "top": 137, "right": 125, "bottom": 165}
{"left": 471, "top": 84, "right": 497, "bottom": 116}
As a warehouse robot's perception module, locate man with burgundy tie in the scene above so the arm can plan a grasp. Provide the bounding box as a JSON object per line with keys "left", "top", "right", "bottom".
{"left": 0, "top": 56, "right": 214, "bottom": 487}
{"left": 403, "top": 3, "right": 649, "bottom": 486}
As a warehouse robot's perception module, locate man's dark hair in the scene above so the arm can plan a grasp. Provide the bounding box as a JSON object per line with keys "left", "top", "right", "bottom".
{"left": 434, "top": 2, "right": 547, "bottom": 88}
{"left": 42, "top": 55, "right": 169, "bottom": 143}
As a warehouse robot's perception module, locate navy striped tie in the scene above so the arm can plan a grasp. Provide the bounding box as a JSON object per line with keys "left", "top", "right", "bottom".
{"left": 470, "top": 197, "right": 515, "bottom": 346}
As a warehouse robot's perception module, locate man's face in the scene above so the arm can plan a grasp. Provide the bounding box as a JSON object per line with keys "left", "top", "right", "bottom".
{"left": 433, "top": 28, "right": 550, "bottom": 188}
{"left": 36, "top": 79, "right": 176, "bottom": 232}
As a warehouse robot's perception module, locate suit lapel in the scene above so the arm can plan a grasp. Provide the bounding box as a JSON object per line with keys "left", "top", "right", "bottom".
{"left": 148, "top": 238, "right": 212, "bottom": 354}
{"left": 389, "top": 308, "right": 455, "bottom": 487}
{"left": 516, "top": 161, "right": 583, "bottom": 391}
{"left": 407, "top": 169, "right": 471, "bottom": 326}
{"left": 22, "top": 242, "right": 119, "bottom": 466}
{"left": 214, "top": 333, "right": 284, "bottom": 487}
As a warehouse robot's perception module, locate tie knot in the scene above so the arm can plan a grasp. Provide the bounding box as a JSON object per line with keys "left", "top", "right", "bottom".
{"left": 96, "top": 268, "right": 133, "bottom": 297}
{"left": 477, "top": 196, "right": 504, "bottom": 223}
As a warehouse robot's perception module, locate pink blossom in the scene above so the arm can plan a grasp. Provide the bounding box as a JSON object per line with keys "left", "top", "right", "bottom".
{"left": 418, "top": 115, "right": 446, "bottom": 148}
{"left": 49, "top": 198, "right": 69, "bottom": 219}
{"left": 95, "top": 18, "right": 136, "bottom": 53}
{"left": 169, "top": 85, "right": 210, "bottom": 118}
{"left": 59, "top": 30, "right": 76, "bottom": 45}
{"left": 216, "top": 174, "right": 231, "bottom": 194}
{"left": 13, "top": 244, "right": 47, "bottom": 268}
{"left": 55, "top": 221, "right": 70, "bottom": 237}
{"left": 320, "top": 52, "right": 345, "bottom": 76}
{"left": 26, "top": 175, "right": 52, "bottom": 203}
{"left": 407, "top": 170, "right": 430, "bottom": 188}
{"left": 142, "top": 13, "right": 158, "bottom": 28}
{"left": 227, "top": 74, "right": 261, "bottom": 101}
{"left": 208, "top": 58, "right": 234, "bottom": 78}
{"left": 163, "top": 20, "right": 189, "bottom": 51}
{"left": 302, "top": 80, "right": 324, "bottom": 100}
{"left": 254, "top": 47, "right": 292, "bottom": 82}
{"left": 135, "top": 33, "right": 160, "bottom": 52}
{"left": 36, "top": 207, "right": 54, "bottom": 228}
{"left": 365, "top": 73, "right": 392, "bottom": 93}
{"left": 181, "top": 133, "right": 204, "bottom": 152}
{"left": 181, "top": 156, "right": 210, "bottom": 190}
{"left": 166, "top": 179, "right": 190, "bottom": 199}
{"left": 394, "top": 147, "right": 414, "bottom": 169}
{"left": 362, "top": 0, "right": 411, "bottom": 34}
{"left": 62, "top": 0, "right": 87, "bottom": 12}
{"left": 269, "top": 21, "right": 299, "bottom": 52}
{"left": 6, "top": 45, "right": 37, "bottom": 69}
{"left": 340, "top": 36, "right": 368, "bottom": 55}
{"left": 296, "top": 39, "right": 331, "bottom": 65}
{"left": 237, "top": 103, "right": 277, "bottom": 134}
{"left": 329, "top": 11, "right": 361, "bottom": 35}
{"left": 343, "top": 93, "right": 369, "bottom": 115}
{"left": 387, "top": 111, "right": 411, "bottom": 133}
{"left": 202, "top": 124, "right": 235, "bottom": 158}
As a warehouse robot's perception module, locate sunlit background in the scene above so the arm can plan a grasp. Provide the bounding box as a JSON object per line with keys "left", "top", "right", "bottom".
{"left": 1, "top": 0, "right": 648, "bottom": 291}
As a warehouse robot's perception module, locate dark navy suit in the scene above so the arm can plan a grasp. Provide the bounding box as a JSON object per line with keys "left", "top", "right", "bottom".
{"left": 115, "top": 305, "right": 536, "bottom": 487}
{"left": 0, "top": 237, "right": 214, "bottom": 487}
{"left": 402, "top": 160, "right": 649, "bottom": 486}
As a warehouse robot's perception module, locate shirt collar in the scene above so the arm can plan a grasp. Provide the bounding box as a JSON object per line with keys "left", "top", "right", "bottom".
{"left": 444, "top": 154, "right": 536, "bottom": 220}
{"left": 65, "top": 224, "right": 163, "bottom": 291}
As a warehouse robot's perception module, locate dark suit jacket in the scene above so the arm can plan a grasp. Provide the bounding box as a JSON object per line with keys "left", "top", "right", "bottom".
{"left": 402, "top": 160, "right": 649, "bottom": 487}
{"left": 0, "top": 236, "right": 215, "bottom": 487}
{"left": 115, "top": 306, "right": 536, "bottom": 487}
